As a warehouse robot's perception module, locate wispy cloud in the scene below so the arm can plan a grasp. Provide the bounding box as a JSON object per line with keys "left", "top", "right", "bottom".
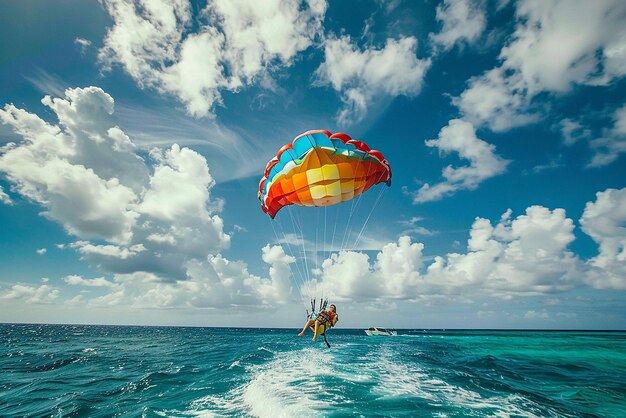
{"left": 525, "top": 155, "right": 563, "bottom": 175}
{"left": 114, "top": 101, "right": 268, "bottom": 182}
{"left": 74, "top": 37, "right": 92, "bottom": 54}
{"left": 558, "top": 118, "right": 592, "bottom": 146}
{"left": 23, "top": 68, "right": 67, "bottom": 97}
{"left": 0, "top": 185, "right": 13, "bottom": 205}
{"left": 398, "top": 217, "right": 436, "bottom": 237}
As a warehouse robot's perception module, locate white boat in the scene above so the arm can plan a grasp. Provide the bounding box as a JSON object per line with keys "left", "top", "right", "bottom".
{"left": 364, "top": 327, "right": 397, "bottom": 336}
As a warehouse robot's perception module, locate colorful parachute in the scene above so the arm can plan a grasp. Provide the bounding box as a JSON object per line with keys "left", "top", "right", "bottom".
{"left": 259, "top": 130, "right": 391, "bottom": 218}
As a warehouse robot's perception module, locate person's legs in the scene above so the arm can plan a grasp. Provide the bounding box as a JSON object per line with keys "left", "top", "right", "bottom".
{"left": 312, "top": 320, "right": 320, "bottom": 341}
{"left": 298, "top": 319, "right": 315, "bottom": 336}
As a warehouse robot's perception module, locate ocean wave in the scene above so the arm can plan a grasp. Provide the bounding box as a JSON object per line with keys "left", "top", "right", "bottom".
{"left": 1, "top": 325, "right": 623, "bottom": 417}
{"left": 228, "top": 360, "right": 241, "bottom": 370}
{"left": 362, "top": 345, "right": 572, "bottom": 417}
{"left": 187, "top": 348, "right": 338, "bottom": 418}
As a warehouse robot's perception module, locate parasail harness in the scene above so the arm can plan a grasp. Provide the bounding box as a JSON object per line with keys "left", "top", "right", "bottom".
{"left": 307, "top": 298, "right": 334, "bottom": 348}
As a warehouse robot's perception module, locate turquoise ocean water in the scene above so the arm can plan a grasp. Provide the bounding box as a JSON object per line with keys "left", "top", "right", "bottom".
{"left": 1, "top": 324, "right": 625, "bottom": 417}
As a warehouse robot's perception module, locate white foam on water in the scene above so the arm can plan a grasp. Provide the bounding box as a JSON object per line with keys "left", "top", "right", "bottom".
{"left": 184, "top": 343, "right": 559, "bottom": 417}
{"left": 227, "top": 360, "right": 241, "bottom": 370}
{"left": 242, "top": 348, "right": 335, "bottom": 417}
{"left": 161, "top": 364, "right": 183, "bottom": 374}
{"left": 366, "top": 345, "right": 548, "bottom": 417}
{"left": 189, "top": 392, "right": 239, "bottom": 416}
{"left": 187, "top": 347, "right": 340, "bottom": 418}
{"left": 365, "top": 346, "right": 437, "bottom": 400}
{"left": 154, "top": 408, "right": 217, "bottom": 418}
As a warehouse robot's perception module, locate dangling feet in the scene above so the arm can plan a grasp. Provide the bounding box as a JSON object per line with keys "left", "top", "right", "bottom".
{"left": 297, "top": 332, "right": 304, "bottom": 337}
{"left": 312, "top": 336, "right": 317, "bottom": 342}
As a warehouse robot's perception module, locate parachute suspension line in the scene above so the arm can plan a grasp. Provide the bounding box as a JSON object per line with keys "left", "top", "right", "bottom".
{"left": 314, "top": 204, "right": 341, "bottom": 307}
{"left": 278, "top": 208, "right": 305, "bottom": 307}
{"left": 315, "top": 208, "right": 319, "bottom": 277}
{"left": 323, "top": 206, "right": 327, "bottom": 260}
{"left": 272, "top": 214, "right": 307, "bottom": 306}
{"left": 309, "top": 207, "right": 320, "bottom": 302}
{"left": 274, "top": 211, "right": 303, "bottom": 282}
{"left": 267, "top": 216, "right": 305, "bottom": 306}
{"left": 330, "top": 203, "right": 340, "bottom": 256}
{"left": 292, "top": 209, "right": 308, "bottom": 296}
{"left": 351, "top": 153, "right": 377, "bottom": 223}
{"left": 290, "top": 207, "right": 312, "bottom": 299}
{"left": 275, "top": 210, "right": 307, "bottom": 306}
{"left": 352, "top": 184, "right": 388, "bottom": 250}
{"left": 340, "top": 154, "right": 377, "bottom": 253}
{"left": 289, "top": 207, "right": 310, "bottom": 297}
{"left": 339, "top": 195, "right": 359, "bottom": 254}
{"left": 349, "top": 153, "right": 376, "bottom": 218}
{"left": 321, "top": 205, "right": 327, "bottom": 303}
{"left": 339, "top": 177, "right": 363, "bottom": 252}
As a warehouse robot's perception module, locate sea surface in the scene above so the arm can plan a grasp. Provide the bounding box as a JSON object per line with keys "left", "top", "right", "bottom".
{"left": 1, "top": 325, "right": 625, "bottom": 417}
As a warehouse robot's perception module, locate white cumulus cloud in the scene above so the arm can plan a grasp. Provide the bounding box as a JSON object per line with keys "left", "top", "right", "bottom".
{"left": 89, "top": 245, "right": 295, "bottom": 308}
{"left": 0, "top": 86, "right": 305, "bottom": 309}
{"left": 99, "top": 0, "right": 327, "bottom": 117}
{"left": 315, "top": 35, "right": 431, "bottom": 125}
{"left": 424, "top": 206, "right": 580, "bottom": 299}
{"left": 64, "top": 275, "right": 118, "bottom": 288}
{"left": 523, "top": 310, "right": 548, "bottom": 320}
{"left": 0, "top": 87, "right": 231, "bottom": 281}
{"left": 455, "top": 0, "right": 626, "bottom": 132}
{"left": 69, "top": 241, "right": 146, "bottom": 259}
{"left": 410, "top": 119, "right": 510, "bottom": 203}
{"left": 430, "top": 0, "right": 487, "bottom": 52}
{"left": 580, "top": 187, "right": 626, "bottom": 290}
{"left": 0, "top": 87, "right": 144, "bottom": 245}
{"left": 312, "top": 205, "right": 581, "bottom": 302}
{"left": 0, "top": 284, "right": 60, "bottom": 304}
{"left": 453, "top": 67, "right": 540, "bottom": 131}
{"left": 588, "top": 104, "right": 626, "bottom": 167}
{"left": 313, "top": 236, "right": 425, "bottom": 301}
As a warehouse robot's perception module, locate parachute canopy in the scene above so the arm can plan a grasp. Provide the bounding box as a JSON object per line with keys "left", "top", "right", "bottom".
{"left": 259, "top": 130, "right": 392, "bottom": 218}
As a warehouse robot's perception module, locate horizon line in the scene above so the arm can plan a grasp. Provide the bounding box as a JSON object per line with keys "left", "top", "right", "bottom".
{"left": 1, "top": 322, "right": 624, "bottom": 332}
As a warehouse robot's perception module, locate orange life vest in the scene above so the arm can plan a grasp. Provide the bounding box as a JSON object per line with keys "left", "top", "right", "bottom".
{"left": 317, "top": 310, "right": 337, "bottom": 326}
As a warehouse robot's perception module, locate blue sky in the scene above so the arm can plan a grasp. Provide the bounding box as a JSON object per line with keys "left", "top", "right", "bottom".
{"left": 1, "top": 0, "right": 625, "bottom": 329}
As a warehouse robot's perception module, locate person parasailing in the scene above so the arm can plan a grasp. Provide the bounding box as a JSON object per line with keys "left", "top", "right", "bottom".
{"left": 258, "top": 130, "right": 391, "bottom": 348}
{"left": 298, "top": 303, "right": 338, "bottom": 341}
